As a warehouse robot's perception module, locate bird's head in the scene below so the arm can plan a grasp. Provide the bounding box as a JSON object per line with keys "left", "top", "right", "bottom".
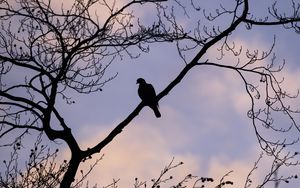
{"left": 136, "top": 78, "right": 146, "bottom": 84}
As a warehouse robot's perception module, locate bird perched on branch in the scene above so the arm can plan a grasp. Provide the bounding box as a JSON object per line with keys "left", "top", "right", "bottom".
{"left": 136, "top": 78, "right": 161, "bottom": 118}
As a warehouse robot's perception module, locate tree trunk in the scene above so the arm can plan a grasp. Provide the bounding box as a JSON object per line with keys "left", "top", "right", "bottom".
{"left": 60, "top": 155, "right": 81, "bottom": 188}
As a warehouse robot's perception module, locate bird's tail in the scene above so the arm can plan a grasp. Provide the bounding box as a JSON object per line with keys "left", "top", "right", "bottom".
{"left": 152, "top": 106, "right": 161, "bottom": 118}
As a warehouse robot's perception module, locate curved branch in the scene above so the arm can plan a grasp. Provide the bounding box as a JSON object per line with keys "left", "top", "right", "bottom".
{"left": 0, "top": 121, "right": 43, "bottom": 138}
{"left": 244, "top": 18, "right": 300, "bottom": 26}
{"left": 0, "top": 91, "right": 45, "bottom": 113}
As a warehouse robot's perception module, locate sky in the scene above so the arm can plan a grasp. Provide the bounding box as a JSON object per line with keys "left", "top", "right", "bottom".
{"left": 1, "top": 0, "right": 300, "bottom": 188}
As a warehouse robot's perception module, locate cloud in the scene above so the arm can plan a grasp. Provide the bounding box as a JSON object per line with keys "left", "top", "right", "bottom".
{"left": 190, "top": 67, "right": 251, "bottom": 115}
{"left": 73, "top": 119, "right": 264, "bottom": 187}
{"left": 73, "top": 119, "right": 201, "bottom": 187}
{"left": 196, "top": 36, "right": 300, "bottom": 117}
{"left": 67, "top": 96, "right": 259, "bottom": 187}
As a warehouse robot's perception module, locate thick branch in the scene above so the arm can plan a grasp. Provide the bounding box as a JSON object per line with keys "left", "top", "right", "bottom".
{"left": 83, "top": 103, "right": 144, "bottom": 156}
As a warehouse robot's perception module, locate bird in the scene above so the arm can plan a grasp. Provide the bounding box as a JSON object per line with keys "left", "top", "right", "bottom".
{"left": 136, "top": 78, "right": 161, "bottom": 118}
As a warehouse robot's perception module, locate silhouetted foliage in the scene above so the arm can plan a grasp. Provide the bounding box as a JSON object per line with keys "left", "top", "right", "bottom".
{"left": 1, "top": 0, "right": 300, "bottom": 187}
{"left": 0, "top": 134, "right": 67, "bottom": 187}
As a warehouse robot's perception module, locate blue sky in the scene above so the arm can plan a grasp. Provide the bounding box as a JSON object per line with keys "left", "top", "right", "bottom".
{"left": 1, "top": 0, "right": 300, "bottom": 187}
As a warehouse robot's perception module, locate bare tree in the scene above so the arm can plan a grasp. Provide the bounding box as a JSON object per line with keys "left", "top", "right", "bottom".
{"left": 1, "top": 0, "right": 300, "bottom": 187}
